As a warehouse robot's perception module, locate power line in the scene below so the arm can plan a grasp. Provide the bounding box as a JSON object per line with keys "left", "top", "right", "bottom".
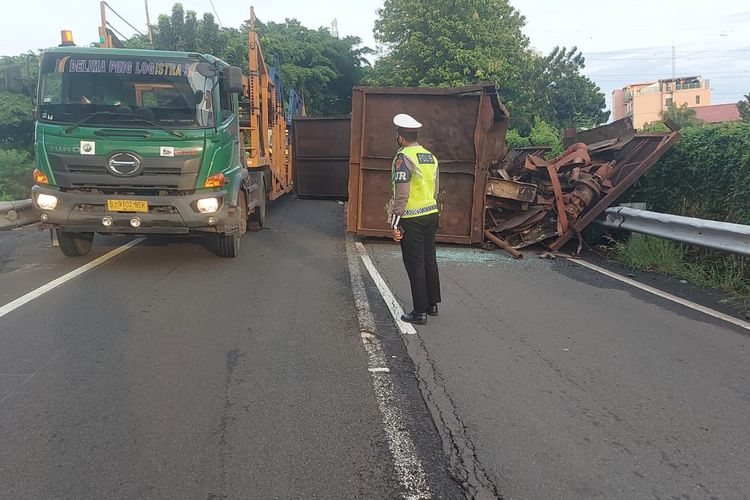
{"left": 103, "top": 1, "right": 146, "bottom": 37}
{"left": 106, "top": 21, "right": 130, "bottom": 42}
{"left": 209, "top": 0, "right": 223, "bottom": 27}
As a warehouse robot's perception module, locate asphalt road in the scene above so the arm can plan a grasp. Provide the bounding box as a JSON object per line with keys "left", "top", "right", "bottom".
{"left": 364, "top": 241, "right": 750, "bottom": 499}
{"left": 1, "top": 198, "right": 749, "bottom": 499}
{"left": 0, "top": 199, "right": 459, "bottom": 499}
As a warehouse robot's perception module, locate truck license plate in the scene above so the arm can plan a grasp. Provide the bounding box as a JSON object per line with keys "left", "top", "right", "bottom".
{"left": 107, "top": 200, "right": 148, "bottom": 213}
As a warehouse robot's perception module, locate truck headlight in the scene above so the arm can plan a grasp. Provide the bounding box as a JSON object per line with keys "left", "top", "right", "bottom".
{"left": 196, "top": 197, "right": 220, "bottom": 214}
{"left": 37, "top": 193, "right": 58, "bottom": 210}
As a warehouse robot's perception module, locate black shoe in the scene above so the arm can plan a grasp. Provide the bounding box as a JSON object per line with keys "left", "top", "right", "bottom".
{"left": 427, "top": 304, "right": 439, "bottom": 316}
{"left": 401, "top": 312, "right": 427, "bottom": 325}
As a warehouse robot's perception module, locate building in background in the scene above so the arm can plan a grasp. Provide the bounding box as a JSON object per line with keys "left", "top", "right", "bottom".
{"left": 612, "top": 76, "right": 711, "bottom": 128}
{"left": 694, "top": 103, "right": 741, "bottom": 123}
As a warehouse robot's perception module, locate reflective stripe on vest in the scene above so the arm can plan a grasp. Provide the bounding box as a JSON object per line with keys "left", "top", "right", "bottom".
{"left": 391, "top": 144, "right": 439, "bottom": 219}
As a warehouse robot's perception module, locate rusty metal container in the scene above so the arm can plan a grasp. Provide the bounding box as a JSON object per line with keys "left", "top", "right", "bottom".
{"left": 347, "top": 85, "right": 509, "bottom": 244}
{"left": 292, "top": 117, "right": 351, "bottom": 199}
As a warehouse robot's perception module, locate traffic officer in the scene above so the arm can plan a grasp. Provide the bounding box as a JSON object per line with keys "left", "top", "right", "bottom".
{"left": 389, "top": 113, "right": 441, "bottom": 325}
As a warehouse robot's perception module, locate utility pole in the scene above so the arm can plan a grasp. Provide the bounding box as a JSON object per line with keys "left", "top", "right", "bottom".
{"left": 144, "top": 0, "right": 153, "bottom": 46}
{"left": 671, "top": 45, "right": 676, "bottom": 81}
{"left": 99, "top": 1, "right": 112, "bottom": 48}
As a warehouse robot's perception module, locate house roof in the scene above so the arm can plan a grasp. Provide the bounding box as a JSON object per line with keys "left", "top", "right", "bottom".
{"left": 695, "top": 103, "right": 741, "bottom": 123}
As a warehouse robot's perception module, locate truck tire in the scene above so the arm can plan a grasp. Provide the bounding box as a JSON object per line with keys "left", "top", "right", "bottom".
{"left": 249, "top": 179, "right": 266, "bottom": 229}
{"left": 57, "top": 230, "right": 94, "bottom": 257}
{"left": 215, "top": 192, "right": 246, "bottom": 258}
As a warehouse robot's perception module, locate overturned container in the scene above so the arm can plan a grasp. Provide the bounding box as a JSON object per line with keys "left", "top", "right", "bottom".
{"left": 292, "top": 116, "right": 351, "bottom": 199}
{"left": 346, "top": 85, "right": 509, "bottom": 244}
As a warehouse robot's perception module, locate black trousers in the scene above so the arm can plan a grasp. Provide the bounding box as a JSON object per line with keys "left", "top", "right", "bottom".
{"left": 400, "top": 212, "right": 441, "bottom": 314}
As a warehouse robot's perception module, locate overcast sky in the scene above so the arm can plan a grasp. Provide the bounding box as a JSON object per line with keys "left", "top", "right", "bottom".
{"left": 2, "top": 0, "right": 748, "bottom": 114}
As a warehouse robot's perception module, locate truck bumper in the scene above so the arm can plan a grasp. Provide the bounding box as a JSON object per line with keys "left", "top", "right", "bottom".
{"left": 32, "top": 186, "right": 231, "bottom": 235}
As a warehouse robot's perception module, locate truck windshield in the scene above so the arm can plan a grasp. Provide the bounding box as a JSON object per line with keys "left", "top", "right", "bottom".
{"left": 38, "top": 53, "right": 216, "bottom": 129}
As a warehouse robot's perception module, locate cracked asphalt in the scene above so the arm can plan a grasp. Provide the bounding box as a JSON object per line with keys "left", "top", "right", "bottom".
{"left": 364, "top": 241, "right": 750, "bottom": 499}
{"left": 1, "top": 197, "right": 749, "bottom": 499}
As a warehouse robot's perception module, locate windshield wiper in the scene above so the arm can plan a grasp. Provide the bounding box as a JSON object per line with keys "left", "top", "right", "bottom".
{"left": 64, "top": 111, "right": 120, "bottom": 134}
{"left": 64, "top": 111, "right": 185, "bottom": 138}
{"left": 120, "top": 116, "right": 185, "bottom": 138}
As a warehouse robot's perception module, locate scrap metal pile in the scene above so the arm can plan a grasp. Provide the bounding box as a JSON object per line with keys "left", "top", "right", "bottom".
{"left": 483, "top": 118, "right": 680, "bottom": 257}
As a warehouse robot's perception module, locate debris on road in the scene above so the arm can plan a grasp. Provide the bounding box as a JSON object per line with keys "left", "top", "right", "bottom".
{"left": 484, "top": 118, "right": 680, "bottom": 257}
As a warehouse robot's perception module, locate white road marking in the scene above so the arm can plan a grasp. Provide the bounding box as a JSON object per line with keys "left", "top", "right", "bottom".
{"left": 346, "top": 238, "right": 432, "bottom": 500}
{"left": 368, "top": 367, "right": 391, "bottom": 373}
{"left": 0, "top": 238, "right": 144, "bottom": 320}
{"left": 569, "top": 258, "right": 750, "bottom": 332}
{"left": 355, "top": 241, "right": 417, "bottom": 335}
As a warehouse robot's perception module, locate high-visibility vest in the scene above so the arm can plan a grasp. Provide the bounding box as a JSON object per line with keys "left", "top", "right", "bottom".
{"left": 391, "top": 144, "right": 439, "bottom": 218}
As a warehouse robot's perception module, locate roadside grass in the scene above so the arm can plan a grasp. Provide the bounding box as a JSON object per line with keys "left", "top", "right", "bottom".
{"left": 614, "top": 235, "right": 750, "bottom": 315}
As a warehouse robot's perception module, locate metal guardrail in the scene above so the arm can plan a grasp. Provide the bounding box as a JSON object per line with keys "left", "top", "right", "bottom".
{"left": 601, "top": 206, "right": 750, "bottom": 257}
{"left": 0, "top": 199, "right": 35, "bottom": 231}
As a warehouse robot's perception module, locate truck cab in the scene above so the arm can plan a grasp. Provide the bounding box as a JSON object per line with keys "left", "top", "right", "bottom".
{"left": 32, "top": 47, "right": 263, "bottom": 257}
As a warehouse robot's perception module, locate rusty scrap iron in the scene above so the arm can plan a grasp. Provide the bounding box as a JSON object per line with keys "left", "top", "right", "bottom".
{"left": 485, "top": 177, "right": 537, "bottom": 202}
{"left": 484, "top": 230, "right": 523, "bottom": 259}
{"left": 485, "top": 117, "right": 679, "bottom": 251}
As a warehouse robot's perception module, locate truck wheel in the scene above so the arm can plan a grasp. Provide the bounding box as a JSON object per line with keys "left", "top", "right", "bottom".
{"left": 249, "top": 180, "right": 266, "bottom": 229}
{"left": 57, "top": 230, "right": 94, "bottom": 257}
{"left": 215, "top": 192, "right": 246, "bottom": 258}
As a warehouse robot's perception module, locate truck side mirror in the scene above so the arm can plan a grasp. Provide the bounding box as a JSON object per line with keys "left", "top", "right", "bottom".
{"left": 2, "top": 65, "right": 25, "bottom": 94}
{"left": 224, "top": 66, "right": 244, "bottom": 94}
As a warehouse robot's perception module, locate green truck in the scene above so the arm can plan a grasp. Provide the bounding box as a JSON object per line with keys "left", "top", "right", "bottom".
{"left": 9, "top": 45, "right": 271, "bottom": 257}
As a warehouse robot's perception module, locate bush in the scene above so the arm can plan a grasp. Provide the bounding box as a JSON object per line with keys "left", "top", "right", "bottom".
{"left": 506, "top": 119, "right": 563, "bottom": 158}
{"left": 627, "top": 122, "right": 750, "bottom": 225}
{"left": 0, "top": 148, "right": 34, "bottom": 200}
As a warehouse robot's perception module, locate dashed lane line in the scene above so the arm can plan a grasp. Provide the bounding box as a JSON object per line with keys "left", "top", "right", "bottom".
{"left": 0, "top": 238, "right": 144, "bottom": 320}
{"left": 346, "top": 237, "right": 431, "bottom": 500}
{"left": 568, "top": 257, "right": 750, "bottom": 332}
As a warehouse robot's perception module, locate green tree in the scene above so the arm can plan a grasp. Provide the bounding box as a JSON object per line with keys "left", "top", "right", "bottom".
{"left": 170, "top": 3, "right": 186, "bottom": 51}
{"left": 154, "top": 14, "right": 174, "bottom": 50}
{"left": 534, "top": 47, "right": 609, "bottom": 129}
{"left": 738, "top": 93, "right": 750, "bottom": 123}
{"left": 660, "top": 102, "right": 703, "bottom": 129}
{"left": 0, "top": 149, "right": 34, "bottom": 200}
{"left": 198, "top": 13, "right": 221, "bottom": 56}
{"left": 254, "top": 19, "right": 371, "bottom": 116}
{"left": 184, "top": 10, "right": 199, "bottom": 52}
{"left": 0, "top": 53, "right": 39, "bottom": 148}
{"left": 368, "top": 1, "right": 607, "bottom": 133}
{"left": 370, "top": 0, "right": 531, "bottom": 104}
{"left": 123, "top": 34, "right": 151, "bottom": 49}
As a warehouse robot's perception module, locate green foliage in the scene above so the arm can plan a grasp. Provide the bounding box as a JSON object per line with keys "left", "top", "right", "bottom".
{"left": 144, "top": 4, "right": 370, "bottom": 116}
{"left": 626, "top": 122, "right": 750, "bottom": 225}
{"left": 0, "top": 148, "right": 34, "bottom": 200}
{"left": 505, "top": 120, "right": 563, "bottom": 158}
{"left": 641, "top": 121, "right": 670, "bottom": 133}
{"left": 615, "top": 235, "right": 750, "bottom": 313}
{"left": 256, "top": 20, "right": 371, "bottom": 116}
{"left": 0, "top": 53, "right": 39, "bottom": 148}
{"left": 531, "top": 47, "right": 610, "bottom": 129}
{"left": 738, "top": 93, "right": 750, "bottom": 123}
{"left": 528, "top": 119, "right": 561, "bottom": 151}
{"left": 661, "top": 102, "right": 704, "bottom": 129}
{"left": 368, "top": 1, "right": 608, "bottom": 132}
{"left": 505, "top": 129, "right": 529, "bottom": 149}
